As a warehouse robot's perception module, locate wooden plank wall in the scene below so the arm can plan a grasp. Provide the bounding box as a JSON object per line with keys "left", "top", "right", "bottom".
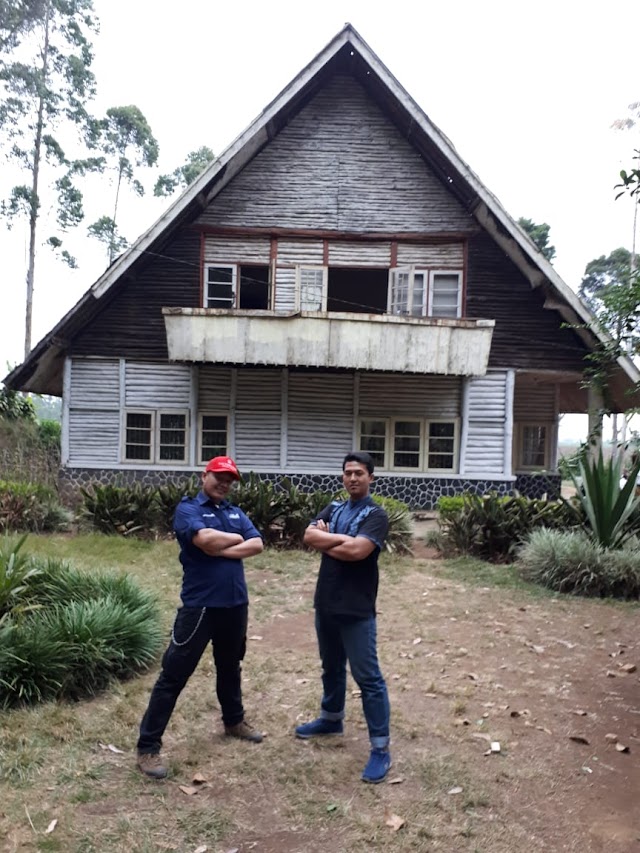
{"left": 197, "top": 75, "right": 474, "bottom": 234}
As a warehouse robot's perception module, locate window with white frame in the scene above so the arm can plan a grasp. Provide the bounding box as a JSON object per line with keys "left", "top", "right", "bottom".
{"left": 359, "top": 417, "right": 458, "bottom": 472}
{"left": 124, "top": 411, "right": 154, "bottom": 461}
{"left": 429, "top": 271, "right": 462, "bottom": 318}
{"left": 389, "top": 268, "right": 462, "bottom": 318}
{"left": 198, "top": 413, "right": 228, "bottom": 464}
{"left": 517, "top": 423, "right": 549, "bottom": 470}
{"left": 123, "top": 410, "right": 188, "bottom": 464}
{"left": 298, "top": 266, "right": 327, "bottom": 311}
{"left": 204, "top": 264, "right": 270, "bottom": 309}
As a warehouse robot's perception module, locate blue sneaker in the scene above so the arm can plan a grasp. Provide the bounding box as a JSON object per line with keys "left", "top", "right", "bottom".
{"left": 295, "top": 718, "right": 343, "bottom": 739}
{"left": 362, "top": 748, "right": 391, "bottom": 783}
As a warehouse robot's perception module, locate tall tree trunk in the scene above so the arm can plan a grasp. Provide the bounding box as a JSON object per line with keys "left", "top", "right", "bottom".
{"left": 109, "top": 159, "right": 124, "bottom": 264}
{"left": 24, "top": 0, "right": 52, "bottom": 360}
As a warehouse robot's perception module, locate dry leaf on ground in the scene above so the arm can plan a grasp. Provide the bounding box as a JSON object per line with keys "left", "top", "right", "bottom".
{"left": 384, "top": 806, "right": 406, "bottom": 831}
{"left": 179, "top": 785, "right": 199, "bottom": 796}
{"left": 448, "top": 786, "right": 463, "bottom": 795}
{"left": 45, "top": 820, "right": 57, "bottom": 834}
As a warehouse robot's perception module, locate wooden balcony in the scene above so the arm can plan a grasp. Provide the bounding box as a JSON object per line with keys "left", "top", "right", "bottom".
{"left": 163, "top": 308, "right": 495, "bottom": 376}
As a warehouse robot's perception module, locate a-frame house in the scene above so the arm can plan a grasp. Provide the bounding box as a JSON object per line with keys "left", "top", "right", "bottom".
{"left": 5, "top": 24, "right": 639, "bottom": 507}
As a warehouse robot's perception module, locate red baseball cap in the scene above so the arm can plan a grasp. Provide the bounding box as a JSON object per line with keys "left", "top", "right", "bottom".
{"left": 205, "top": 456, "right": 241, "bottom": 480}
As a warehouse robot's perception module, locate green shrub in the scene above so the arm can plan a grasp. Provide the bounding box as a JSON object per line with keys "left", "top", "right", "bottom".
{"left": 78, "top": 483, "right": 158, "bottom": 537}
{"left": 155, "top": 477, "right": 200, "bottom": 534}
{"left": 437, "top": 492, "right": 576, "bottom": 562}
{"left": 0, "top": 553, "right": 162, "bottom": 708}
{"left": 0, "top": 535, "right": 42, "bottom": 625}
{"left": 0, "top": 480, "right": 70, "bottom": 533}
{"left": 278, "top": 479, "right": 336, "bottom": 547}
{"left": 232, "top": 474, "right": 288, "bottom": 545}
{"left": 565, "top": 450, "right": 640, "bottom": 548}
{"left": 372, "top": 495, "right": 413, "bottom": 555}
{"left": 519, "top": 528, "right": 640, "bottom": 598}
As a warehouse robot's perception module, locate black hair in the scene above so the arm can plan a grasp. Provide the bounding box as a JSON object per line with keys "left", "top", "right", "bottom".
{"left": 342, "top": 451, "right": 375, "bottom": 475}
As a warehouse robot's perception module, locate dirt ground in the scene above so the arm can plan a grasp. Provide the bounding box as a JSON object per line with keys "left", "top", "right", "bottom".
{"left": 2, "top": 537, "right": 640, "bottom": 853}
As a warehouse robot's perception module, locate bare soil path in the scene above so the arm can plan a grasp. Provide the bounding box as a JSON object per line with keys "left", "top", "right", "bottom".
{"left": 2, "top": 543, "right": 639, "bottom": 852}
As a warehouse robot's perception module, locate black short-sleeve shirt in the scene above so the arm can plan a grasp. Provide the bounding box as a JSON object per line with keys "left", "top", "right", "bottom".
{"left": 312, "top": 497, "right": 389, "bottom": 619}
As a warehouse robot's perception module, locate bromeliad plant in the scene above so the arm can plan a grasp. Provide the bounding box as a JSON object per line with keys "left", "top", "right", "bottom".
{"left": 565, "top": 451, "right": 640, "bottom": 548}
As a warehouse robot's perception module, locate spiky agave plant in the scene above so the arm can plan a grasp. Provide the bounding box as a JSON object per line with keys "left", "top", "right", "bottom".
{"left": 566, "top": 451, "right": 640, "bottom": 549}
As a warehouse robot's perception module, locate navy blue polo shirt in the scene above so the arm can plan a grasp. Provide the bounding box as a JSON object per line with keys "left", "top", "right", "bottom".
{"left": 173, "top": 492, "right": 262, "bottom": 608}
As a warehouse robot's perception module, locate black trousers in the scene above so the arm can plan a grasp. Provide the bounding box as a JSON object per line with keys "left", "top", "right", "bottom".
{"left": 137, "top": 604, "right": 248, "bottom": 754}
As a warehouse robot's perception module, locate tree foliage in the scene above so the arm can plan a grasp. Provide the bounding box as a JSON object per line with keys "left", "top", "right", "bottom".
{"left": 88, "top": 105, "right": 159, "bottom": 262}
{"left": 0, "top": 0, "right": 47, "bottom": 54}
{"left": 154, "top": 145, "right": 215, "bottom": 197}
{"left": 517, "top": 217, "right": 556, "bottom": 262}
{"left": 0, "top": 0, "right": 100, "bottom": 357}
{"left": 0, "top": 386, "right": 36, "bottom": 420}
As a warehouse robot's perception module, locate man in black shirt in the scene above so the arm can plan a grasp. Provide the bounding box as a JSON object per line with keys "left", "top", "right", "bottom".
{"left": 296, "top": 451, "right": 391, "bottom": 783}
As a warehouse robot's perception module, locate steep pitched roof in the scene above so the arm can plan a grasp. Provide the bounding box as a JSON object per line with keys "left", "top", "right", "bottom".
{"left": 5, "top": 23, "right": 639, "bottom": 406}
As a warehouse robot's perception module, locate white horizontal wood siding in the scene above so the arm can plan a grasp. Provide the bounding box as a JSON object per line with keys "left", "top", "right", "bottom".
{"left": 277, "top": 240, "right": 324, "bottom": 265}
{"left": 69, "top": 359, "right": 120, "bottom": 408}
{"left": 287, "top": 373, "right": 354, "bottom": 470}
{"left": 235, "top": 370, "right": 282, "bottom": 468}
{"left": 274, "top": 267, "right": 297, "bottom": 313}
{"left": 198, "top": 366, "right": 233, "bottom": 409}
{"left": 67, "top": 358, "right": 121, "bottom": 465}
{"left": 68, "top": 410, "right": 120, "bottom": 465}
{"left": 463, "top": 371, "right": 509, "bottom": 475}
{"left": 513, "top": 382, "right": 557, "bottom": 421}
{"left": 125, "top": 363, "right": 192, "bottom": 408}
{"left": 397, "top": 243, "right": 464, "bottom": 267}
{"left": 203, "top": 235, "right": 271, "bottom": 264}
{"left": 359, "top": 375, "right": 461, "bottom": 417}
{"left": 197, "top": 75, "right": 473, "bottom": 233}
{"left": 328, "top": 241, "right": 391, "bottom": 266}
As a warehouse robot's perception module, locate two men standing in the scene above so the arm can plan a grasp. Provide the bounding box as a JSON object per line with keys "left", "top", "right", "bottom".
{"left": 136, "top": 451, "right": 391, "bottom": 784}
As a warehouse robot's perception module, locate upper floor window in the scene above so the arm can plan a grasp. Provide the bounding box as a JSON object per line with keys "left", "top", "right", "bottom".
{"left": 298, "top": 267, "right": 327, "bottom": 311}
{"left": 389, "top": 268, "right": 462, "bottom": 318}
{"left": 205, "top": 264, "right": 270, "bottom": 310}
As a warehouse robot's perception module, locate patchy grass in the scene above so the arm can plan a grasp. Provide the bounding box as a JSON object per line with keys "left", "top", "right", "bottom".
{"left": 0, "top": 535, "right": 638, "bottom": 852}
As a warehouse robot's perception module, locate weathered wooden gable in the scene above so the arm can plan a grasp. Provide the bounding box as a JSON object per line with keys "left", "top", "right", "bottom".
{"left": 197, "top": 74, "right": 474, "bottom": 234}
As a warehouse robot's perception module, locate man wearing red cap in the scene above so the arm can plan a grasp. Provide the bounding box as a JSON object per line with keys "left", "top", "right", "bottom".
{"left": 136, "top": 456, "right": 264, "bottom": 779}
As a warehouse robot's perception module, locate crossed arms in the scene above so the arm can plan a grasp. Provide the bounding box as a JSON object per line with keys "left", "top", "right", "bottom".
{"left": 303, "top": 518, "right": 376, "bottom": 561}
{"left": 193, "top": 528, "right": 263, "bottom": 559}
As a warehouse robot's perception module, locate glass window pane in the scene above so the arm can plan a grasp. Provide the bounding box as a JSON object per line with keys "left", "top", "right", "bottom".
{"left": 125, "top": 412, "right": 152, "bottom": 461}
{"left": 411, "top": 272, "right": 426, "bottom": 316}
{"left": 522, "top": 426, "right": 546, "bottom": 467}
{"left": 393, "top": 421, "right": 420, "bottom": 468}
{"left": 158, "top": 413, "right": 186, "bottom": 462}
{"left": 360, "top": 419, "right": 386, "bottom": 468}
{"left": 201, "top": 415, "right": 227, "bottom": 462}
{"left": 391, "top": 271, "right": 410, "bottom": 315}
{"left": 300, "top": 269, "right": 325, "bottom": 311}
{"left": 428, "top": 453, "right": 454, "bottom": 469}
{"left": 431, "top": 274, "right": 460, "bottom": 318}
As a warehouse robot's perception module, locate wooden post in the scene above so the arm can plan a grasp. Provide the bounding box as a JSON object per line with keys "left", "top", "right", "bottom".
{"left": 587, "top": 385, "right": 603, "bottom": 458}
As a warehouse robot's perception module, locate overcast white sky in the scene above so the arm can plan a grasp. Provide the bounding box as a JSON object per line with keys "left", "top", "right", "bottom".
{"left": 1, "top": 0, "right": 638, "bottom": 440}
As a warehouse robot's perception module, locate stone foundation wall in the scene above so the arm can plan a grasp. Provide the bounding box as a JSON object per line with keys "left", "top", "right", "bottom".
{"left": 514, "top": 473, "right": 561, "bottom": 501}
{"left": 60, "top": 467, "right": 529, "bottom": 510}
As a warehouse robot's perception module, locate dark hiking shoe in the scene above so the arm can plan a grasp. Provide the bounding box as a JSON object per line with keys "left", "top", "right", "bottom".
{"left": 137, "top": 752, "right": 168, "bottom": 779}
{"left": 295, "top": 717, "right": 344, "bottom": 738}
{"left": 362, "top": 748, "right": 391, "bottom": 783}
{"left": 224, "top": 720, "right": 263, "bottom": 743}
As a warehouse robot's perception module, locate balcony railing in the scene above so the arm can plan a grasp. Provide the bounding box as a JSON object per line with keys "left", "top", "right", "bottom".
{"left": 163, "top": 308, "right": 495, "bottom": 376}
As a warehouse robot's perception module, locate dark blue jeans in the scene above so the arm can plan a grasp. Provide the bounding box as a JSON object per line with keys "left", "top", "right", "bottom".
{"left": 137, "top": 604, "right": 248, "bottom": 754}
{"left": 315, "top": 610, "right": 390, "bottom": 749}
